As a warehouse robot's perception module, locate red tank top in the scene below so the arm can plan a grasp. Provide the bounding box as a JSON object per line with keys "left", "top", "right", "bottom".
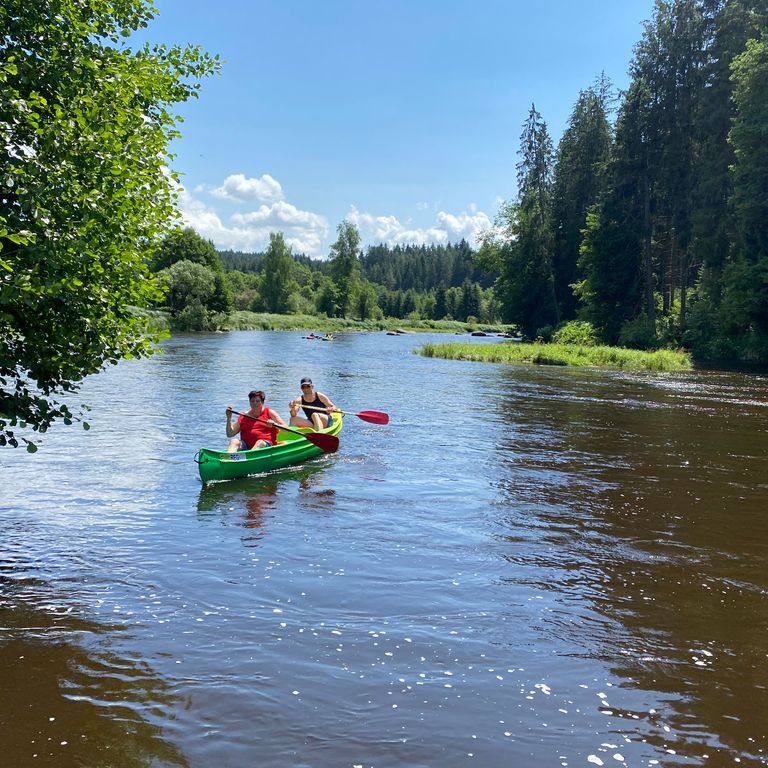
{"left": 238, "top": 407, "right": 277, "bottom": 448}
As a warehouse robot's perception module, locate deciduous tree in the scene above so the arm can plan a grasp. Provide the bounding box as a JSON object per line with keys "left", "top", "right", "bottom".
{"left": 0, "top": 0, "right": 219, "bottom": 449}
{"left": 259, "top": 232, "right": 294, "bottom": 314}
{"left": 329, "top": 220, "right": 361, "bottom": 317}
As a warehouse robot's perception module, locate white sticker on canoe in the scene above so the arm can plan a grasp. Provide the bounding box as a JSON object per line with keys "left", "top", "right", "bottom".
{"left": 226, "top": 453, "right": 245, "bottom": 462}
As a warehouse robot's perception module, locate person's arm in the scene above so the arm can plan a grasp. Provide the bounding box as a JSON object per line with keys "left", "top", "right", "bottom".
{"left": 318, "top": 393, "right": 338, "bottom": 412}
{"left": 225, "top": 406, "right": 240, "bottom": 437}
{"left": 288, "top": 396, "right": 301, "bottom": 419}
{"left": 268, "top": 409, "right": 288, "bottom": 427}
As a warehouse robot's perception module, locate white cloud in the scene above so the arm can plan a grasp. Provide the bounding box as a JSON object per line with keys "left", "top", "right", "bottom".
{"left": 210, "top": 173, "right": 284, "bottom": 203}
{"left": 176, "top": 173, "right": 494, "bottom": 257}
{"left": 178, "top": 187, "right": 329, "bottom": 256}
{"left": 231, "top": 201, "right": 327, "bottom": 230}
{"left": 347, "top": 206, "right": 492, "bottom": 249}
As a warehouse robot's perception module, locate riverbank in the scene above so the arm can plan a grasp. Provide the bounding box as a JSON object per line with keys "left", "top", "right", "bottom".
{"left": 220, "top": 311, "right": 509, "bottom": 335}
{"left": 131, "top": 307, "right": 509, "bottom": 335}
{"left": 418, "top": 340, "right": 693, "bottom": 372}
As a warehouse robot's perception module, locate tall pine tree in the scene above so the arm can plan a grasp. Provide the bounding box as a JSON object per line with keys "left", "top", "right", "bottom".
{"left": 551, "top": 77, "right": 613, "bottom": 321}
{"left": 493, "top": 105, "right": 558, "bottom": 336}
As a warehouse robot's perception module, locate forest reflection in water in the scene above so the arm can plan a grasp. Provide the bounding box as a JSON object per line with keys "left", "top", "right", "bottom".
{"left": 1, "top": 331, "right": 766, "bottom": 767}
{"left": 490, "top": 367, "right": 768, "bottom": 763}
{"left": 0, "top": 573, "right": 187, "bottom": 767}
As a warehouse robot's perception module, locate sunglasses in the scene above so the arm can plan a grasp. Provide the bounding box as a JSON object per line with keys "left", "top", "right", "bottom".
{"left": 300, "top": 383, "right": 312, "bottom": 389}
{"left": 249, "top": 396, "right": 263, "bottom": 402}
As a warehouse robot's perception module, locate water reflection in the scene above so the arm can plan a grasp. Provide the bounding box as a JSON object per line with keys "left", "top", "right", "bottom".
{"left": 490, "top": 370, "right": 768, "bottom": 763}
{"left": 0, "top": 577, "right": 187, "bottom": 768}
{"left": 196, "top": 465, "right": 333, "bottom": 544}
{"left": 3, "top": 333, "right": 767, "bottom": 767}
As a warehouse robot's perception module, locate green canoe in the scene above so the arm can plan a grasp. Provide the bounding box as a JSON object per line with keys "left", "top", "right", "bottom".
{"left": 195, "top": 415, "right": 343, "bottom": 484}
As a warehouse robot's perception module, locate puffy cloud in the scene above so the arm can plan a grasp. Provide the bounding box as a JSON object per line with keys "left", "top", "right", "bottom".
{"left": 210, "top": 173, "right": 284, "bottom": 203}
{"left": 177, "top": 172, "right": 493, "bottom": 257}
{"left": 347, "top": 206, "right": 492, "bottom": 248}
{"left": 231, "top": 201, "right": 327, "bottom": 230}
{"left": 178, "top": 187, "right": 329, "bottom": 256}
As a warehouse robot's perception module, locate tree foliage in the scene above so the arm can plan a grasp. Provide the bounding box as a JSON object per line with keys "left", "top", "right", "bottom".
{"left": 152, "top": 226, "right": 223, "bottom": 272}
{"left": 551, "top": 78, "right": 613, "bottom": 320}
{"left": 564, "top": 0, "right": 768, "bottom": 361}
{"left": 483, "top": 105, "right": 558, "bottom": 336}
{"left": 329, "top": 220, "right": 361, "bottom": 317}
{"left": 259, "top": 231, "right": 295, "bottom": 314}
{"left": 722, "top": 32, "right": 768, "bottom": 360}
{"left": 0, "top": 0, "right": 219, "bottom": 449}
{"left": 160, "top": 259, "right": 216, "bottom": 331}
{"left": 153, "top": 227, "right": 231, "bottom": 328}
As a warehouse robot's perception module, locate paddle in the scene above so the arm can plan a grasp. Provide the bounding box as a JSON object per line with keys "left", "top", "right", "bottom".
{"left": 300, "top": 404, "right": 389, "bottom": 425}
{"left": 230, "top": 410, "right": 339, "bottom": 453}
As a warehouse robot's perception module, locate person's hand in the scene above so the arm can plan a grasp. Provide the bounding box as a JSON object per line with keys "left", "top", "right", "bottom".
{"left": 226, "top": 405, "right": 233, "bottom": 418}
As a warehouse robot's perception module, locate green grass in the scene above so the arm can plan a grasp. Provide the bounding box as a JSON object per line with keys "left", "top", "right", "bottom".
{"left": 221, "top": 312, "right": 510, "bottom": 335}
{"left": 417, "top": 341, "right": 693, "bottom": 372}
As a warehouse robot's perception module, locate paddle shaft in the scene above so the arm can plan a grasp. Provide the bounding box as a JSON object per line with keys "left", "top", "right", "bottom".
{"left": 229, "top": 409, "right": 338, "bottom": 452}
{"left": 300, "top": 404, "right": 389, "bottom": 425}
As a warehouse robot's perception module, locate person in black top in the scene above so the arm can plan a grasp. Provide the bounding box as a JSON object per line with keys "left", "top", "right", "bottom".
{"left": 289, "top": 377, "right": 338, "bottom": 430}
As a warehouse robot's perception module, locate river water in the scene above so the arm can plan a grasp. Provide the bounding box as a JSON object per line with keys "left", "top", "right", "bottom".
{"left": 1, "top": 330, "right": 766, "bottom": 768}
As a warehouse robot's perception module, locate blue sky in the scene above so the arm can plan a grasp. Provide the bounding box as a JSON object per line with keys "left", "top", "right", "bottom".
{"left": 138, "top": 0, "right": 654, "bottom": 258}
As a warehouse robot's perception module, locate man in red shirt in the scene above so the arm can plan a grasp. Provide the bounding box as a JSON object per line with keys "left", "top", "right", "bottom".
{"left": 225, "top": 390, "right": 288, "bottom": 452}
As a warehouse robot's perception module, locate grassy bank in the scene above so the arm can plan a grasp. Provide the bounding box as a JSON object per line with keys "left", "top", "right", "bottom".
{"left": 130, "top": 308, "right": 514, "bottom": 335}
{"left": 221, "top": 312, "right": 510, "bottom": 335}
{"left": 418, "top": 341, "right": 693, "bottom": 372}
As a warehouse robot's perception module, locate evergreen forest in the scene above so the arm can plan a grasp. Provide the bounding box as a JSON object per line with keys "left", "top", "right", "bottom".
{"left": 155, "top": 0, "right": 768, "bottom": 365}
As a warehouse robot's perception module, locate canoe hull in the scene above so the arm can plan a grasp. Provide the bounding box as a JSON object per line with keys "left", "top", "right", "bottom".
{"left": 196, "top": 415, "right": 342, "bottom": 483}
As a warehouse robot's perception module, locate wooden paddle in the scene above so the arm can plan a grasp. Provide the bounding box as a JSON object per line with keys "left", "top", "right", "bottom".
{"left": 230, "top": 410, "right": 339, "bottom": 453}
{"left": 300, "top": 404, "right": 389, "bottom": 425}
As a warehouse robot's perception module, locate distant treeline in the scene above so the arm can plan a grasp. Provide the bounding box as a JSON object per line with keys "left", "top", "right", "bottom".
{"left": 360, "top": 241, "right": 492, "bottom": 292}
{"left": 216, "top": 240, "right": 497, "bottom": 324}
{"left": 219, "top": 240, "right": 489, "bottom": 293}
{"left": 153, "top": 227, "right": 498, "bottom": 328}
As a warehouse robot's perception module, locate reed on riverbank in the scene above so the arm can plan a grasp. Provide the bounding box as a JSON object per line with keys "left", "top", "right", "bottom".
{"left": 418, "top": 341, "right": 693, "bottom": 372}
{"left": 221, "top": 312, "right": 508, "bottom": 335}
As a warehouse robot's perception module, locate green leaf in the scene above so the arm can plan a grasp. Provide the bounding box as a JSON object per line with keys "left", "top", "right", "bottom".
{"left": 1, "top": 0, "right": 218, "bottom": 450}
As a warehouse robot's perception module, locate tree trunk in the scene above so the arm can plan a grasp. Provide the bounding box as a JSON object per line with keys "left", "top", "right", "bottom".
{"left": 643, "top": 168, "right": 656, "bottom": 325}
{"left": 664, "top": 228, "right": 676, "bottom": 316}
{"left": 680, "top": 245, "right": 688, "bottom": 328}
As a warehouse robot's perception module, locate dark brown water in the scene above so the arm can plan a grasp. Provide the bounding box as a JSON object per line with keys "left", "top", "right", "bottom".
{"left": 1, "top": 331, "right": 766, "bottom": 767}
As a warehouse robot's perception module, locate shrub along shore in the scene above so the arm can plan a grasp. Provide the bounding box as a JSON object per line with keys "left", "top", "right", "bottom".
{"left": 138, "top": 308, "right": 508, "bottom": 335}
{"left": 136, "top": 308, "right": 692, "bottom": 372}
{"left": 418, "top": 341, "right": 693, "bottom": 372}
{"left": 222, "top": 312, "right": 506, "bottom": 334}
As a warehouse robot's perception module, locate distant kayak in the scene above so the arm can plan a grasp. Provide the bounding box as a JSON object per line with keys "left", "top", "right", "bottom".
{"left": 195, "top": 416, "right": 343, "bottom": 483}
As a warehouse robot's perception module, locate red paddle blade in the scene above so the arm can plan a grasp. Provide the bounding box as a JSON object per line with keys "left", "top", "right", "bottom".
{"left": 304, "top": 431, "right": 339, "bottom": 453}
{"left": 356, "top": 410, "right": 389, "bottom": 425}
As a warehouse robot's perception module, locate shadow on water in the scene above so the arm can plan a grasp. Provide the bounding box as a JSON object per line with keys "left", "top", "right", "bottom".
{"left": 0, "top": 575, "right": 187, "bottom": 768}
{"left": 489, "top": 371, "right": 768, "bottom": 763}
